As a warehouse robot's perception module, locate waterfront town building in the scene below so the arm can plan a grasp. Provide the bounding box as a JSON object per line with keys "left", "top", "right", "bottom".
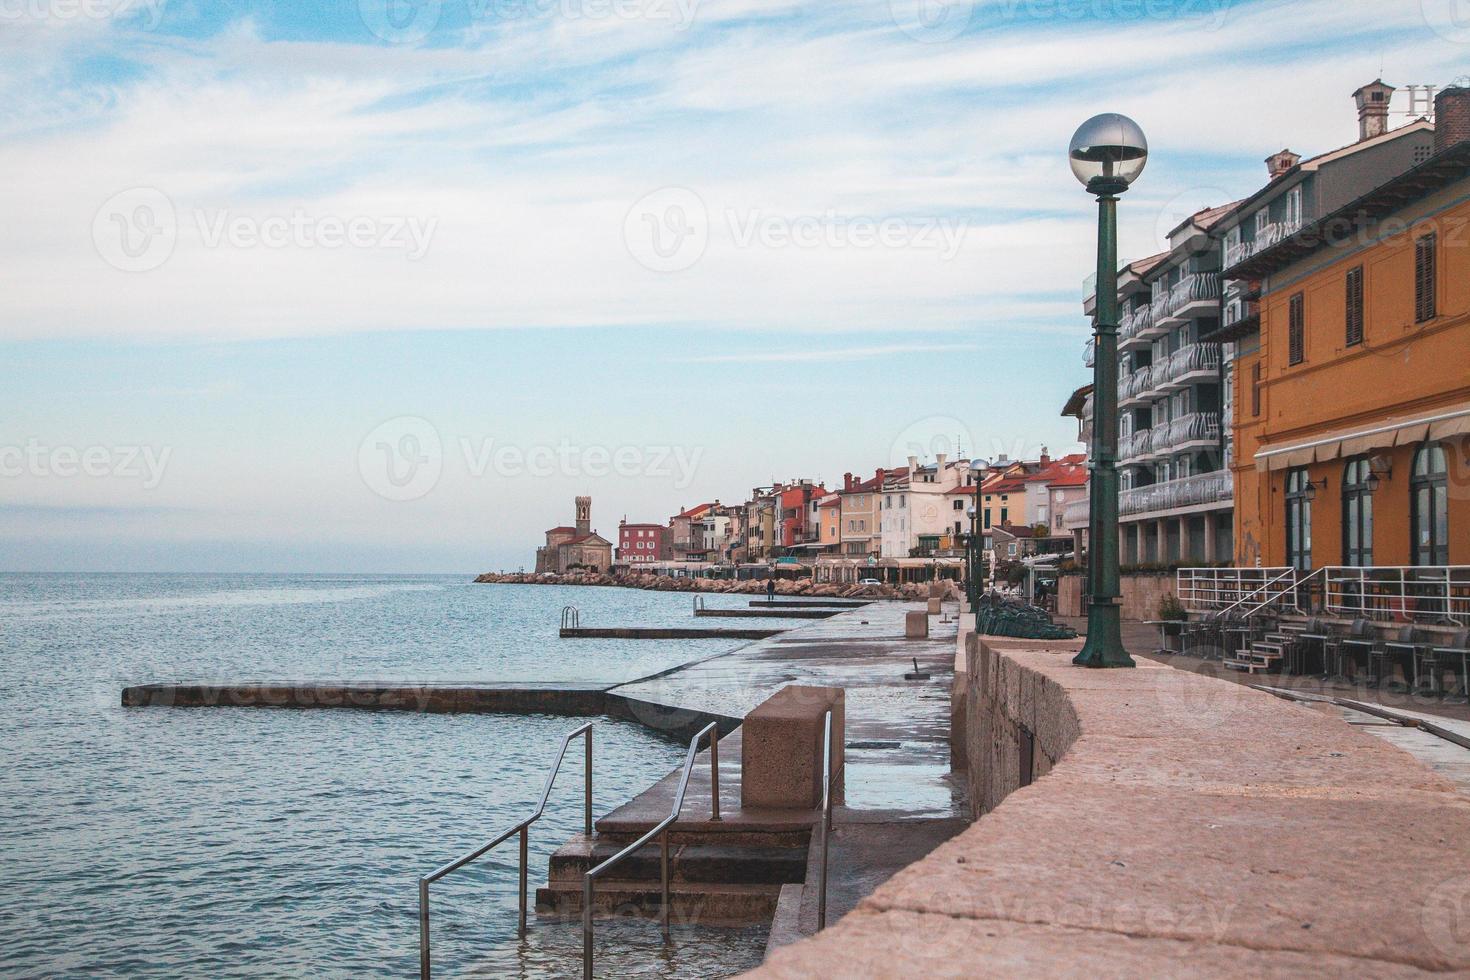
{"left": 879, "top": 455, "right": 965, "bottom": 558}
{"left": 1223, "top": 88, "right": 1470, "bottom": 569}
{"left": 616, "top": 521, "right": 669, "bottom": 565}
{"left": 739, "top": 487, "right": 781, "bottom": 563}
{"left": 669, "top": 503, "right": 715, "bottom": 562}
{"left": 816, "top": 493, "right": 842, "bottom": 555}
{"left": 535, "top": 496, "right": 613, "bottom": 573}
{"left": 836, "top": 471, "right": 885, "bottom": 559}
{"left": 977, "top": 460, "right": 1029, "bottom": 534}
{"left": 778, "top": 480, "right": 827, "bottom": 551}
{"left": 1081, "top": 80, "right": 1436, "bottom": 568}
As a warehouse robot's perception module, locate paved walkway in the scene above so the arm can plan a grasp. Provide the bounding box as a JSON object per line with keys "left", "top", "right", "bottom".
{"left": 610, "top": 599, "right": 965, "bottom": 819}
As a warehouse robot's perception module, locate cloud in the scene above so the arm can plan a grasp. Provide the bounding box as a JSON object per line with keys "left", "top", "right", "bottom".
{"left": 669, "top": 342, "right": 983, "bottom": 364}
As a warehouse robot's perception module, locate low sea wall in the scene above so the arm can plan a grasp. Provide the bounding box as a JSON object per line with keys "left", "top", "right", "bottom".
{"left": 751, "top": 634, "right": 1470, "bottom": 976}
{"left": 1056, "top": 572, "right": 1175, "bottom": 620}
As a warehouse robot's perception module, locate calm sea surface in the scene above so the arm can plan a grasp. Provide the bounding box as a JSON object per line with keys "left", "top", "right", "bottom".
{"left": 0, "top": 574, "right": 774, "bottom": 978}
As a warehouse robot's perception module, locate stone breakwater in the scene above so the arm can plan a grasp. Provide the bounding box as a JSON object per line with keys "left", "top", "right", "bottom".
{"left": 472, "top": 570, "right": 947, "bottom": 602}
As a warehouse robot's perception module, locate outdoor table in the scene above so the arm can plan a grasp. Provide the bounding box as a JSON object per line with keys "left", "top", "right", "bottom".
{"left": 1431, "top": 646, "right": 1469, "bottom": 699}
{"left": 1382, "top": 641, "right": 1425, "bottom": 692}
{"left": 1142, "top": 620, "right": 1183, "bottom": 656}
{"left": 1339, "top": 638, "right": 1376, "bottom": 685}
{"left": 1223, "top": 626, "right": 1253, "bottom": 660}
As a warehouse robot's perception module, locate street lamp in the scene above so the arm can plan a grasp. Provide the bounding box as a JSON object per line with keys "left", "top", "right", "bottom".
{"left": 1069, "top": 112, "right": 1147, "bottom": 669}
{"left": 966, "top": 505, "right": 980, "bottom": 610}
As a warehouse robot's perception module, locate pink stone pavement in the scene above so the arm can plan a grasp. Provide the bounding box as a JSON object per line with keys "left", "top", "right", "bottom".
{"left": 746, "top": 638, "right": 1470, "bottom": 977}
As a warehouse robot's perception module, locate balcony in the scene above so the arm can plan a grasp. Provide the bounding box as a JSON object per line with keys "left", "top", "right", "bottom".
{"left": 1167, "top": 272, "right": 1221, "bottom": 320}
{"left": 1166, "top": 411, "right": 1222, "bottom": 450}
{"left": 1062, "top": 498, "right": 1090, "bottom": 531}
{"left": 1084, "top": 338, "right": 1095, "bottom": 368}
{"left": 1118, "top": 366, "right": 1151, "bottom": 406}
{"left": 1223, "top": 239, "right": 1251, "bottom": 269}
{"left": 1158, "top": 343, "right": 1220, "bottom": 390}
{"left": 1223, "top": 218, "right": 1306, "bottom": 275}
{"left": 1120, "top": 429, "right": 1152, "bottom": 463}
{"left": 1119, "top": 469, "right": 1232, "bottom": 518}
{"left": 1148, "top": 291, "right": 1171, "bottom": 332}
{"left": 1119, "top": 304, "right": 1155, "bottom": 349}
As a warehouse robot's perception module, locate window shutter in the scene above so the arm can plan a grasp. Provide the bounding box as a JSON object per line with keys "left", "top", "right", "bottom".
{"left": 1415, "top": 234, "right": 1437, "bottom": 323}
{"left": 1288, "top": 292, "right": 1305, "bottom": 365}
{"left": 1345, "top": 266, "right": 1364, "bottom": 346}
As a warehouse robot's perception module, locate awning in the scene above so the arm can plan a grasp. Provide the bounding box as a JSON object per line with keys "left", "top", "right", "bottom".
{"left": 1256, "top": 404, "right": 1470, "bottom": 471}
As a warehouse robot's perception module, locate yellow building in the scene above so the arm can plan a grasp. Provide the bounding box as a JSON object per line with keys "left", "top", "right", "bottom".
{"left": 1225, "top": 127, "right": 1470, "bottom": 571}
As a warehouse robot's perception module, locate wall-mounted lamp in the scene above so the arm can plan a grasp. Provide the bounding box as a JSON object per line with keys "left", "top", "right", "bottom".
{"left": 1303, "top": 477, "right": 1330, "bottom": 503}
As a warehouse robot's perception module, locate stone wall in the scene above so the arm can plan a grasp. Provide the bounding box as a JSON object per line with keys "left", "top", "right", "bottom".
{"left": 749, "top": 635, "right": 1470, "bottom": 977}
{"left": 1056, "top": 572, "right": 1175, "bottom": 621}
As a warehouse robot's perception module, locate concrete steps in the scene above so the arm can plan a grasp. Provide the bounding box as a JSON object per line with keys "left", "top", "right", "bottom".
{"left": 546, "top": 835, "right": 807, "bottom": 885}
{"left": 535, "top": 880, "right": 784, "bottom": 924}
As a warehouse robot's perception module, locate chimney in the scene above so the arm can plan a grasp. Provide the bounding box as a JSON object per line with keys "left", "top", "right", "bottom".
{"left": 907, "top": 455, "right": 919, "bottom": 474}
{"left": 1265, "top": 148, "right": 1301, "bottom": 179}
{"left": 1435, "top": 86, "right": 1470, "bottom": 154}
{"left": 1039, "top": 448, "right": 1050, "bottom": 468}
{"left": 935, "top": 452, "right": 947, "bottom": 471}
{"left": 1354, "top": 79, "right": 1395, "bottom": 142}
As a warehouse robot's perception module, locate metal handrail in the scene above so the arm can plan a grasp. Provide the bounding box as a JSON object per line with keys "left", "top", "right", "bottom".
{"left": 817, "top": 708, "right": 834, "bottom": 931}
{"left": 1238, "top": 566, "right": 1324, "bottom": 620}
{"left": 1211, "top": 567, "right": 1299, "bottom": 622}
{"left": 419, "top": 723, "right": 594, "bottom": 980}
{"left": 582, "top": 722, "right": 721, "bottom": 980}
{"left": 561, "top": 605, "right": 581, "bottom": 629}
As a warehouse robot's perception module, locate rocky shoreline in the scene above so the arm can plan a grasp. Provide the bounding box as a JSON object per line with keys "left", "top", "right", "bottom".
{"left": 471, "top": 570, "right": 949, "bottom": 602}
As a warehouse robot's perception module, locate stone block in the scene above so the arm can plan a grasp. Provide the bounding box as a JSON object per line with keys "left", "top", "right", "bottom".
{"left": 926, "top": 597, "right": 942, "bottom": 615}
{"left": 741, "top": 685, "right": 845, "bottom": 810}
{"left": 905, "top": 611, "right": 929, "bottom": 638}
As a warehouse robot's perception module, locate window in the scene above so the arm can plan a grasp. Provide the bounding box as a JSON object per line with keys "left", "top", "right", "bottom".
{"left": 953, "top": 499, "right": 963, "bottom": 510}
{"left": 1288, "top": 292, "right": 1305, "bottom": 365}
{"left": 1254, "top": 208, "right": 1269, "bottom": 236}
{"left": 1251, "top": 362, "right": 1262, "bottom": 417}
{"left": 1285, "top": 467, "right": 1313, "bottom": 571}
{"left": 1415, "top": 233, "right": 1437, "bottom": 323}
{"left": 1341, "top": 458, "right": 1374, "bottom": 567}
{"left": 1286, "top": 186, "right": 1303, "bottom": 227}
{"left": 1411, "top": 443, "right": 1450, "bottom": 565}
{"left": 1345, "top": 266, "right": 1364, "bottom": 346}
{"left": 1000, "top": 507, "right": 1009, "bottom": 525}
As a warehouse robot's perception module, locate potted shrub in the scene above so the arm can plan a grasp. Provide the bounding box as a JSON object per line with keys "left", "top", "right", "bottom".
{"left": 1157, "top": 593, "right": 1187, "bottom": 636}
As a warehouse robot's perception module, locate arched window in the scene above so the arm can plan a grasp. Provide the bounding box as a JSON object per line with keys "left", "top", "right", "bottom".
{"left": 1341, "top": 457, "right": 1373, "bottom": 567}
{"left": 1411, "top": 443, "right": 1449, "bottom": 566}
{"left": 1285, "top": 467, "right": 1313, "bottom": 571}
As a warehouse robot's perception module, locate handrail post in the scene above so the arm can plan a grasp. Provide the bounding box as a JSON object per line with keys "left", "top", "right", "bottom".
{"left": 582, "top": 878, "right": 594, "bottom": 980}
{"left": 818, "top": 709, "right": 831, "bottom": 931}
{"left": 709, "top": 728, "right": 721, "bottom": 822}
{"left": 419, "top": 878, "right": 431, "bottom": 980}
{"left": 584, "top": 728, "right": 594, "bottom": 837}
{"left": 660, "top": 828, "right": 671, "bottom": 941}
{"left": 518, "top": 825, "right": 529, "bottom": 939}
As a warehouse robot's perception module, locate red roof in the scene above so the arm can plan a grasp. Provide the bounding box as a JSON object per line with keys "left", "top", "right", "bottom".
{"left": 817, "top": 495, "right": 842, "bottom": 507}
{"left": 945, "top": 485, "right": 978, "bottom": 496}
{"left": 982, "top": 478, "right": 1027, "bottom": 495}
{"left": 675, "top": 503, "right": 714, "bottom": 519}
{"left": 1046, "top": 466, "right": 1089, "bottom": 488}
{"left": 546, "top": 526, "right": 577, "bottom": 534}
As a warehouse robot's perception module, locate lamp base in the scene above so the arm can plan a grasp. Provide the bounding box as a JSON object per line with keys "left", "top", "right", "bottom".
{"left": 1072, "top": 600, "right": 1135, "bottom": 668}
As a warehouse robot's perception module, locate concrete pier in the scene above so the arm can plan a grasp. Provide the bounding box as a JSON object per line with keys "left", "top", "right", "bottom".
{"left": 121, "top": 682, "right": 610, "bottom": 715}
{"left": 748, "top": 600, "right": 871, "bottom": 609}
{"left": 695, "top": 609, "right": 840, "bottom": 620}
{"left": 560, "top": 626, "right": 786, "bottom": 640}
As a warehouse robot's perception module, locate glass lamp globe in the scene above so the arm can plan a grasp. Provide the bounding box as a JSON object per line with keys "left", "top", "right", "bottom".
{"left": 1069, "top": 113, "right": 1148, "bottom": 193}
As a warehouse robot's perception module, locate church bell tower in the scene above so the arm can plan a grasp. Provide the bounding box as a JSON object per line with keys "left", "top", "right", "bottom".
{"left": 575, "top": 496, "right": 592, "bottom": 535}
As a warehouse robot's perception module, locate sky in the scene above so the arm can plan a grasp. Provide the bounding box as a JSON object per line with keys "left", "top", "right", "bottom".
{"left": 4, "top": 0, "right": 1469, "bottom": 572}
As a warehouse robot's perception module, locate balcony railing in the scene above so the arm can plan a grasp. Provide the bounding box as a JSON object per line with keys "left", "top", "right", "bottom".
{"left": 1084, "top": 338, "right": 1095, "bottom": 368}
{"left": 1120, "top": 430, "right": 1152, "bottom": 461}
{"left": 1224, "top": 218, "right": 1307, "bottom": 273}
{"left": 1166, "top": 272, "right": 1221, "bottom": 318}
{"left": 1167, "top": 411, "right": 1221, "bottom": 447}
{"left": 1119, "top": 469, "right": 1232, "bottom": 517}
{"left": 1062, "top": 498, "right": 1090, "bottom": 530}
{"left": 1163, "top": 342, "right": 1220, "bottom": 386}
{"left": 1149, "top": 290, "right": 1170, "bottom": 324}
{"left": 1119, "top": 366, "right": 1151, "bottom": 402}
{"left": 1120, "top": 304, "right": 1153, "bottom": 343}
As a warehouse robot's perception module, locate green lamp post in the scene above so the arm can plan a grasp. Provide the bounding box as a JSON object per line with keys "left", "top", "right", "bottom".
{"left": 966, "top": 505, "right": 980, "bottom": 611}
{"left": 1068, "top": 113, "right": 1147, "bottom": 669}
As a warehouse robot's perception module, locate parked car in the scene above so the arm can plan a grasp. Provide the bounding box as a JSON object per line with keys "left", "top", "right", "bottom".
{"left": 858, "top": 578, "right": 881, "bottom": 586}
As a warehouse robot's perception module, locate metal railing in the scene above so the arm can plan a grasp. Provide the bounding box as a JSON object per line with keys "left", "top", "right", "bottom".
{"left": 582, "top": 722, "right": 721, "bottom": 980}
{"left": 561, "top": 605, "right": 581, "bottom": 629}
{"left": 1118, "top": 469, "right": 1231, "bottom": 517}
{"left": 1166, "top": 272, "right": 1221, "bottom": 316}
{"left": 1177, "top": 567, "right": 1296, "bottom": 614}
{"left": 817, "top": 708, "right": 834, "bottom": 931}
{"left": 419, "top": 723, "right": 594, "bottom": 979}
{"left": 1165, "top": 411, "right": 1221, "bottom": 449}
{"left": 1083, "top": 338, "right": 1095, "bottom": 368}
{"left": 1324, "top": 566, "right": 1470, "bottom": 626}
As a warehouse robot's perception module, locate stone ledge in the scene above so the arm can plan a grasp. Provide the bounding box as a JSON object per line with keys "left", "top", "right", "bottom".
{"left": 746, "top": 637, "right": 1470, "bottom": 976}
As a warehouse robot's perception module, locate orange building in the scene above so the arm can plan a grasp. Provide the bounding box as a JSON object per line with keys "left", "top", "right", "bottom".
{"left": 1225, "top": 118, "right": 1470, "bottom": 571}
